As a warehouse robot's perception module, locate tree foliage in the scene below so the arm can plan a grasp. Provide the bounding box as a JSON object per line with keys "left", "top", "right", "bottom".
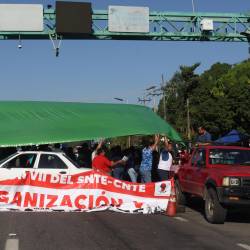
{"left": 158, "top": 60, "right": 250, "bottom": 140}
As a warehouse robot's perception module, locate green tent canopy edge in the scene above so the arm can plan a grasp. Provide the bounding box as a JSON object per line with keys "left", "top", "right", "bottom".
{"left": 0, "top": 101, "right": 182, "bottom": 147}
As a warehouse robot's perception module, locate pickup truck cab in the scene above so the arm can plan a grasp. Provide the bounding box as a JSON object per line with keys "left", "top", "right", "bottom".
{"left": 175, "top": 145, "right": 250, "bottom": 224}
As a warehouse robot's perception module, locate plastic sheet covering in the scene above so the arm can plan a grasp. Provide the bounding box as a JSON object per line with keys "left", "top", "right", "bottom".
{"left": 0, "top": 101, "right": 182, "bottom": 146}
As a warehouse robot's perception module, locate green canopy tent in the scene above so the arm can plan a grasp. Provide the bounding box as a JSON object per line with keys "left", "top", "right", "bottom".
{"left": 0, "top": 101, "right": 182, "bottom": 147}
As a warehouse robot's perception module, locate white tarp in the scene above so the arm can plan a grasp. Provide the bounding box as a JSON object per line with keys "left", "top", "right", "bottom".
{"left": 0, "top": 4, "right": 43, "bottom": 31}
{"left": 108, "top": 6, "right": 149, "bottom": 33}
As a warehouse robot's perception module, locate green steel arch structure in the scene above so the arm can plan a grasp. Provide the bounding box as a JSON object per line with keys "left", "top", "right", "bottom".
{"left": 0, "top": 8, "right": 249, "bottom": 42}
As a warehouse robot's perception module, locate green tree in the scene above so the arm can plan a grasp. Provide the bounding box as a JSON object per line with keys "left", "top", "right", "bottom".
{"left": 158, "top": 60, "right": 250, "bottom": 140}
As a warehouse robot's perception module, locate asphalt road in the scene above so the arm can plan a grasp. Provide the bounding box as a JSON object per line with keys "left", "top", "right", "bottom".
{"left": 1, "top": 199, "right": 250, "bottom": 250}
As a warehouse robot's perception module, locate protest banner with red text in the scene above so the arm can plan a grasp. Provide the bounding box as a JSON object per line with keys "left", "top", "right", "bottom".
{"left": 0, "top": 170, "right": 171, "bottom": 213}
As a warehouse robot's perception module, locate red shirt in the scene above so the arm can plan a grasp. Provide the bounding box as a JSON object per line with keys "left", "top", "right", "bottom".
{"left": 92, "top": 155, "right": 112, "bottom": 174}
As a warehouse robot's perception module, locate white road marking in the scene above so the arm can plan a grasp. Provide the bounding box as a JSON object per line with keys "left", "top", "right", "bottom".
{"left": 237, "top": 243, "right": 250, "bottom": 250}
{"left": 8, "top": 233, "right": 16, "bottom": 237}
{"left": 174, "top": 216, "right": 188, "bottom": 222}
{"left": 4, "top": 238, "right": 19, "bottom": 250}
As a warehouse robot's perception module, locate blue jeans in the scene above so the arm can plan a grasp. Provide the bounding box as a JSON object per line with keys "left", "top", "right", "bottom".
{"left": 157, "top": 169, "right": 170, "bottom": 181}
{"left": 128, "top": 168, "right": 138, "bottom": 183}
{"left": 113, "top": 167, "right": 124, "bottom": 180}
{"left": 140, "top": 169, "right": 151, "bottom": 183}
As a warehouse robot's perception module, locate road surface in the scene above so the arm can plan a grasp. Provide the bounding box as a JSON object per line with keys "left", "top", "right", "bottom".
{"left": 1, "top": 199, "right": 250, "bottom": 250}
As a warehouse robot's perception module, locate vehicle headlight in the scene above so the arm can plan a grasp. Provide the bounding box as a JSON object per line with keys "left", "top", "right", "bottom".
{"left": 222, "top": 177, "right": 241, "bottom": 186}
{"left": 222, "top": 177, "right": 230, "bottom": 186}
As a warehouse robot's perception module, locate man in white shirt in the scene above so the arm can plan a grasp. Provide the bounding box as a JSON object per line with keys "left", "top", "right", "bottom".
{"left": 157, "top": 137, "right": 173, "bottom": 181}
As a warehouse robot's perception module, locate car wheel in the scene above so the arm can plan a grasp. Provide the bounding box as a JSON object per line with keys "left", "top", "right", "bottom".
{"left": 175, "top": 180, "right": 186, "bottom": 212}
{"left": 205, "top": 188, "right": 227, "bottom": 224}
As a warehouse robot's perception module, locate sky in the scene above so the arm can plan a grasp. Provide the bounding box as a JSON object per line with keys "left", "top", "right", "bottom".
{"left": 0, "top": 0, "right": 249, "bottom": 105}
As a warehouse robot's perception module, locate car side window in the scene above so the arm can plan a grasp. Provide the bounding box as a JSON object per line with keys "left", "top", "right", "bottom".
{"left": 191, "top": 149, "right": 206, "bottom": 168}
{"left": 196, "top": 149, "right": 206, "bottom": 168}
{"left": 191, "top": 150, "right": 198, "bottom": 166}
{"left": 38, "top": 154, "right": 68, "bottom": 169}
{"left": 2, "top": 154, "right": 37, "bottom": 169}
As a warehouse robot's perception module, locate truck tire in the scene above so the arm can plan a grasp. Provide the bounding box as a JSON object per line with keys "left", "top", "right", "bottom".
{"left": 175, "top": 180, "right": 186, "bottom": 210}
{"left": 205, "top": 188, "right": 227, "bottom": 224}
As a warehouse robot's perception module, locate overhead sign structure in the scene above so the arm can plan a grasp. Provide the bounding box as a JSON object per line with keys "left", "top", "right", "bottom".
{"left": 108, "top": 6, "right": 149, "bottom": 33}
{"left": 56, "top": 1, "right": 92, "bottom": 35}
{"left": 0, "top": 4, "right": 43, "bottom": 31}
{"left": 0, "top": 5, "right": 249, "bottom": 42}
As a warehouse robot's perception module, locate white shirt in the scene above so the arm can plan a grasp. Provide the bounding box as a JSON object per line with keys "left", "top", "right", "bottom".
{"left": 91, "top": 151, "right": 97, "bottom": 161}
{"left": 158, "top": 150, "right": 173, "bottom": 171}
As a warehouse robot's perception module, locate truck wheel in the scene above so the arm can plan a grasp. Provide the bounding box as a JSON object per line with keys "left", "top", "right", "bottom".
{"left": 175, "top": 180, "right": 186, "bottom": 212}
{"left": 205, "top": 188, "right": 227, "bottom": 224}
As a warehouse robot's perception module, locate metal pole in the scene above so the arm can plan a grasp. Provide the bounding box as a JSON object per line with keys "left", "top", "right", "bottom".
{"left": 187, "top": 98, "right": 191, "bottom": 140}
{"left": 192, "top": 0, "right": 195, "bottom": 12}
{"left": 153, "top": 95, "right": 156, "bottom": 112}
{"left": 191, "top": 0, "right": 196, "bottom": 33}
{"left": 162, "top": 74, "right": 167, "bottom": 121}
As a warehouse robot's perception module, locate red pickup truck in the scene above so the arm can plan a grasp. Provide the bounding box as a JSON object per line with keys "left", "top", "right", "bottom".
{"left": 175, "top": 145, "right": 250, "bottom": 224}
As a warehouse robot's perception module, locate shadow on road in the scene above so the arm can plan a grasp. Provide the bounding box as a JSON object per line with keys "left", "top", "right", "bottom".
{"left": 185, "top": 196, "right": 250, "bottom": 224}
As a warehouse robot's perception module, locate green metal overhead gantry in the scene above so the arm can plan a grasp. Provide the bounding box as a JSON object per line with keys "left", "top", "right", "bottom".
{"left": 0, "top": 9, "right": 250, "bottom": 42}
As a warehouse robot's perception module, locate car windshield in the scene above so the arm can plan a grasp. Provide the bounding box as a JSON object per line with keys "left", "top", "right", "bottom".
{"left": 209, "top": 149, "right": 250, "bottom": 166}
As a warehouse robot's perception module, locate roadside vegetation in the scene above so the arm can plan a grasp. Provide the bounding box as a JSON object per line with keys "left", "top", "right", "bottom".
{"left": 157, "top": 60, "right": 250, "bottom": 140}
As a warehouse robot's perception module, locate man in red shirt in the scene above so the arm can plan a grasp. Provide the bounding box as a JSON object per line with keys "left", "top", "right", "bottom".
{"left": 92, "top": 147, "right": 123, "bottom": 175}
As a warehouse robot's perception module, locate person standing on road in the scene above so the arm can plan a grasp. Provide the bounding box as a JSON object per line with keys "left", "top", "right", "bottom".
{"left": 157, "top": 137, "right": 173, "bottom": 181}
{"left": 139, "top": 135, "right": 160, "bottom": 183}
{"left": 92, "top": 147, "right": 124, "bottom": 175}
{"left": 126, "top": 147, "right": 138, "bottom": 183}
{"left": 110, "top": 146, "right": 125, "bottom": 180}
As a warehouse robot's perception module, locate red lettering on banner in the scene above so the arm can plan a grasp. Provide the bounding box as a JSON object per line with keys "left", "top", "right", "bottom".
{"left": 11, "top": 192, "right": 22, "bottom": 206}
{"left": 114, "top": 179, "right": 122, "bottom": 188}
{"left": 67, "top": 176, "right": 73, "bottom": 185}
{"left": 39, "top": 194, "right": 45, "bottom": 207}
{"left": 88, "top": 195, "right": 94, "bottom": 209}
{"left": 133, "top": 201, "right": 143, "bottom": 209}
{"left": 46, "top": 195, "right": 58, "bottom": 208}
{"left": 96, "top": 192, "right": 109, "bottom": 207}
{"left": 23, "top": 193, "right": 38, "bottom": 207}
{"left": 30, "top": 172, "right": 39, "bottom": 181}
{"left": 85, "top": 175, "right": 94, "bottom": 184}
{"left": 0, "top": 191, "right": 9, "bottom": 203}
{"left": 111, "top": 198, "right": 123, "bottom": 207}
{"left": 42, "top": 173, "right": 47, "bottom": 182}
{"left": 139, "top": 185, "right": 146, "bottom": 192}
{"left": 94, "top": 174, "right": 101, "bottom": 184}
{"left": 17, "top": 172, "right": 28, "bottom": 180}
{"left": 75, "top": 195, "right": 87, "bottom": 209}
{"left": 101, "top": 176, "right": 107, "bottom": 185}
{"left": 50, "top": 175, "right": 60, "bottom": 184}
{"left": 60, "top": 195, "right": 73, "bottom": 207}
{"left": 77, "top": 176, "right": 84, "bottom": 184}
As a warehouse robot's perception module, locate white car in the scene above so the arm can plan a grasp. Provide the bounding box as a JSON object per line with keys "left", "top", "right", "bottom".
{"left": 0, "top": 151, "right": 91, "bottom": 180}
